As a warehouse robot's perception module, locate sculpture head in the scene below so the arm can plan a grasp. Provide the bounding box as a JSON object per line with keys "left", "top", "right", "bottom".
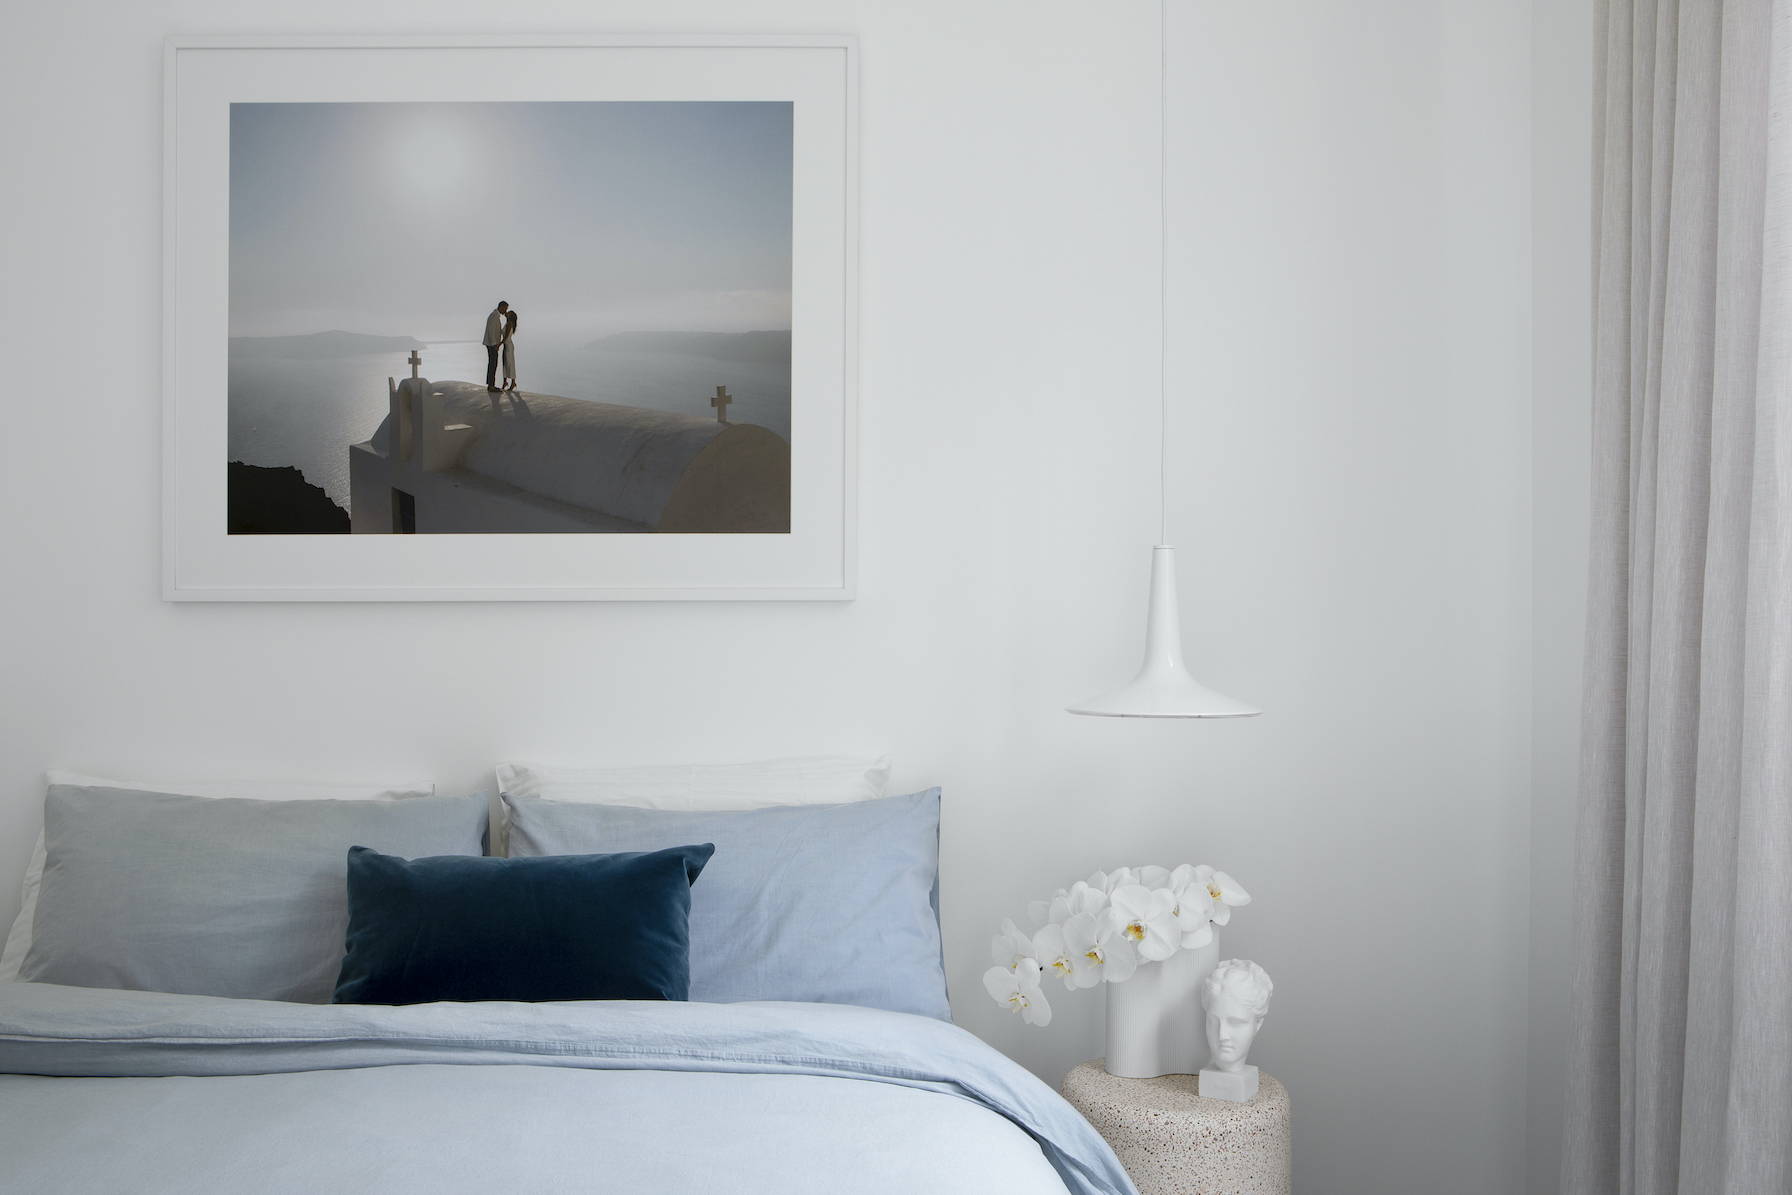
{"left": 1201, "top": 959, "right": 1273, "bottom": 1073}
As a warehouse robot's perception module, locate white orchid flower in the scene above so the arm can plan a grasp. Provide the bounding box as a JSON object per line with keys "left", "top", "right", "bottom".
{"left": 1167, "top": 878, "right": 1217, "bottom": 949}
{"left": 990, "top": 918, "right": 1035, "bottom": 969}
{"left": 1097, "top": 866, "right": 1138, "bottom": 894}
{"left": 1086, "top": 869, "right": 1120, "bottom": 894}
{"left": 1032, "top": 922, "right": 1080, "bottom": 990}
{"left": 1108, "top": 884, "right": 1182, "bottom": 962}
{"left": 1064, "top": 909, "right": 1138, "bottom": 986}
{"left": 983, "top": 958, "right": 1052, "bottom": 1027}
{"left": 1032, "top": 880, "right": 1106, "bottom": 928}
{"left": 1060, "top": 913, "right": 1112, "bottom": 988}
{"left": 1067, "top": 880, "right": 1108, "bottom": 917}
{"left": 1162, "top": 864, "right": 1216, "bottom": 946}
{"left": 1193, "top": 864, "right": 1252, "bottom": 926}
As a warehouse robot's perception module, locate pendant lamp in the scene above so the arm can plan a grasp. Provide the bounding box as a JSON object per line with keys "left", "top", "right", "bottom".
{"left": 1067, "top": 0, "right": 1259, "bottom": 720}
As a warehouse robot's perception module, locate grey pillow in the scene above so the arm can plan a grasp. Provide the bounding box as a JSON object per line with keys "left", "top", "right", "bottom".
{"left": 505, "top": 789, "right": 950, "bottom": 1019}
{"left": 19, "top": 786, "right": 488, "bottom": 1002}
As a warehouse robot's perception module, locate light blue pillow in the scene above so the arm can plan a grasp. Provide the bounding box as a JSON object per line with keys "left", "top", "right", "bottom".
{"left": 21, "top": 786, "right": 489, "bottom": 1003}
{"left": 504, "top": 788, "right": 949, "bottom": 1020}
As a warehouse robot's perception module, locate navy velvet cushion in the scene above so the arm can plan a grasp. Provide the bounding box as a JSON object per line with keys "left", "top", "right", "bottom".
{"left": 332, "top": 842, "right": 713, "bottom": 1005}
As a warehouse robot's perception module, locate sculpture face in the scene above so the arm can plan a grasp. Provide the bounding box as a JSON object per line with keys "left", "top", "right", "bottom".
{"left": 1204, "top": 991, "right": 1262, "bottom": 1073}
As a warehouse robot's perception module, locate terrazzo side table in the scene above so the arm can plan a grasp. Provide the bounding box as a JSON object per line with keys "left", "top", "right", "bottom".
{"left": 1060, "top": 1061, "right": 1291, "bottom": 1195}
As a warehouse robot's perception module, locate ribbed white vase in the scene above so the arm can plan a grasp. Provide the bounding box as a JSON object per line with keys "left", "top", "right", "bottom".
{"left": 1104, "top": 936, "right": 1221, "bottom": 1078}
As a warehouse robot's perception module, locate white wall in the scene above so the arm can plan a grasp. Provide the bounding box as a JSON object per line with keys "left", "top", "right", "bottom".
{"left": 1528, "top": 0, "right": 1596, "bottom": 1190}
{"left": 0, "top": 3, "right": 1555, "bottom": 1193}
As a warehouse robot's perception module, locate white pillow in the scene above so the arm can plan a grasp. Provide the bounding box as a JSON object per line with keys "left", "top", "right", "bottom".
{"left": 0, "top": 771, "right": 435, "bottom": 982}
{"left": 494, "top": 755, "right": 890, "bottom": 811}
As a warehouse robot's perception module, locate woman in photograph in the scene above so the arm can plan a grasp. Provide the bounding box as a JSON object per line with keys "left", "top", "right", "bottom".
{"left": 501, "top": 309, "right": 519, "bottom": 392}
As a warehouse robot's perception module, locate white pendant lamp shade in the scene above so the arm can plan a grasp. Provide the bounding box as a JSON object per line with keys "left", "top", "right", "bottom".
{"left": 1067, "top": 546, "right": 1260, "bottom": 719}
{"left": 1066, "top": 0, "right": 1258, "bottom": 721}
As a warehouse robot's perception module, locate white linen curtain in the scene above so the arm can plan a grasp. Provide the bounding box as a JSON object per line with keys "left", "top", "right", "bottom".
{"left": 1565, "top": 1, "right": 1792, "bottom": 1193}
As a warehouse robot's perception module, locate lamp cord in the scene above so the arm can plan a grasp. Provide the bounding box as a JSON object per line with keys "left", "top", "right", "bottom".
{"left": 1158, "top": 0, "right": 1169, "bottom": 547}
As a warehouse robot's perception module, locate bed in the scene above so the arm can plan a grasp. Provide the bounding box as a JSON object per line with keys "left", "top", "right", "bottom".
{"left": 0, "top": 762, "right": 1136, "bottom": 1194}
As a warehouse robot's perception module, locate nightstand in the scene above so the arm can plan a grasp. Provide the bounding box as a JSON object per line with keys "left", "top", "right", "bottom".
{"left": 1060, "top": 1060, "right": 1291, "bottom": 1195}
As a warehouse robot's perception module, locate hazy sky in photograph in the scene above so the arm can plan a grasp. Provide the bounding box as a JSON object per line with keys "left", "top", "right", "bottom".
{"left": 230, "top": 101, "right": 793, "bottom": 341}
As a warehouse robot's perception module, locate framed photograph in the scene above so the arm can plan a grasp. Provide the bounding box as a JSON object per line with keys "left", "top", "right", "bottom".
{"left": 164, "top": 35, "right": 856, "bottom": 600}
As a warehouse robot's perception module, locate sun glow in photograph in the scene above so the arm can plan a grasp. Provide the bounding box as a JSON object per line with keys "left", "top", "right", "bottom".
{"left": 227, "top": 101, "right": 794, "bottom": 535}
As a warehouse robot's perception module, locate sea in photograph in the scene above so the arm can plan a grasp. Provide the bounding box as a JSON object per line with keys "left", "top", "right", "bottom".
{"left": 227, "top": 334, "right": 792, "bottom": 512}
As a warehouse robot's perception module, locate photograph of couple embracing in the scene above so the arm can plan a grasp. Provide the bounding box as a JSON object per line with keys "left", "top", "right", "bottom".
{"left": 225, "top": 100, "right": 794, "bottom": 537}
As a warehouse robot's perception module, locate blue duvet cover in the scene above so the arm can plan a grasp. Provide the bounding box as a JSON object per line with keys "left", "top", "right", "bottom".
{"left": 0, "top": 982, "right": 1135, "bottom": 1195}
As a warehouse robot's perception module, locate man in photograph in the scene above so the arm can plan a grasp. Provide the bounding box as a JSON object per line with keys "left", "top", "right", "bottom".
{"left": 483, "top": 300, "right": 509, "bottom": 391}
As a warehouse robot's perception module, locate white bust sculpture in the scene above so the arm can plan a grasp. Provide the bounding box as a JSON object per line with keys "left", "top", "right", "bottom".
{"left": 1199, "top": 959, "right": 1273, "bottom": 1102}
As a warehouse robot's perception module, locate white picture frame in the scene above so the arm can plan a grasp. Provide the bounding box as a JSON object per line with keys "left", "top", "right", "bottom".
{"left": 164, "top": 35, "right": 857, "bottom": 601}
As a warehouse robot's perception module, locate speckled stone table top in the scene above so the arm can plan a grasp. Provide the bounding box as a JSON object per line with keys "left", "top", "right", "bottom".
{"left": 1060, "top": 1061, "right": 1291, "bottom": 1195}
